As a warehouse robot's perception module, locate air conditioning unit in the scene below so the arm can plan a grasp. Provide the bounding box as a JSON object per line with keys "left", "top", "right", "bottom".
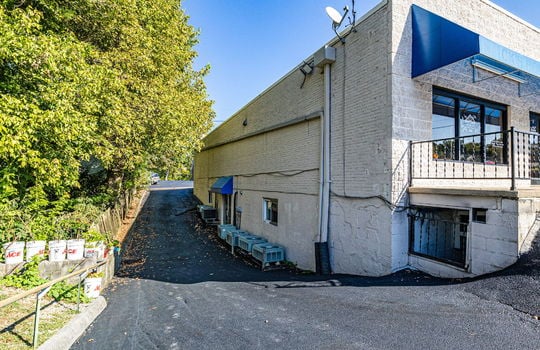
{"left": 218, "top": 224, "right": 236, "bottom": 240}
{"left": 252, "top": 243, "right": 285, "bottom": 268}
{"left": 197, "top": 204, "right": 212, "bottom": 213}
{"left": 225, "top": 230, "right": 250, "bottom": 247}
{"left": 200, "top": 207, "right": 217, "bottom": 220}
{"left": 238, "top": 235, "right": 267, "bottom": 254}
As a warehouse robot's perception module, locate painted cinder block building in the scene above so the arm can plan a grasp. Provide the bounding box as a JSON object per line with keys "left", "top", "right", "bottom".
{"left": 194, "top": 0, "right": 540, "bottom": 278}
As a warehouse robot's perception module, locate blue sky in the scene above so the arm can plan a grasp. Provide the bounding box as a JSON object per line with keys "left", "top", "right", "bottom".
{"left": 183, "top": 0, "right": 540, "bottom": 124}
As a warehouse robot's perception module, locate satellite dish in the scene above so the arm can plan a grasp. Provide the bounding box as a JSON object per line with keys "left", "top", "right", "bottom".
{"left": 325, "top": 6, "right": 343, "bottom": 26}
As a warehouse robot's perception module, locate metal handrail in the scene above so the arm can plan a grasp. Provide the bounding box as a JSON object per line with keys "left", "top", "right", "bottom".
{"left": 0, "top": 259, "right": 108, "bottom": 349}
{"left": 410, "top": 128, "right": 540, "bottom": 186}
{"left": 410, "top": 129, "right": 510, "bottom": 145}
{"left": 0, "top": 259, "right": 107, "bottom": 309}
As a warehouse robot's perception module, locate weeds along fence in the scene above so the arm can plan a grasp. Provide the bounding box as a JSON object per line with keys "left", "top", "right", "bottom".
{"left": 0, "top": 190, "right": 138, "bottom": 348}
{"left": 91, "top": 189, "right": 137, "bottom": 238}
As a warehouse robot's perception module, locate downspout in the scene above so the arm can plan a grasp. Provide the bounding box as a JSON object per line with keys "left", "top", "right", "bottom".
{"left": 314, "top": 45, "right": 336, "bottom": 274}
{"left": 320, "top": 63, "right": 331, "bottom": 244}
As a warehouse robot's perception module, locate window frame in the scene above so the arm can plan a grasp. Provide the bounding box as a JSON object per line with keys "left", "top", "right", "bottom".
{"left": 263, "top": 198, "right": 278, "bottom": 226}
{"left": 432, "top": 88, "right": 508, "bottom": 164}
{"left": 530, "top": 112, "right": 540, "bottom": 133}
{"left": 409, "top": 206, "right": 470, "bottom": 269}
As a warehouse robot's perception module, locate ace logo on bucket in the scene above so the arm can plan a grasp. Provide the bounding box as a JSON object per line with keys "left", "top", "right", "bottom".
{"left": 66, "top": 239, "right": 85, "bottom": 260}
{"left": 84, "top": 277, "right": 102, "bottom": 298}
{"left": 26, "top": 241, "right": 46, "bottom": 261}
{"left": 3, "top": 242, "right": 25, "bottom": 264}
{"left": 6, "top": 251, "right": 21, "bottom": 258}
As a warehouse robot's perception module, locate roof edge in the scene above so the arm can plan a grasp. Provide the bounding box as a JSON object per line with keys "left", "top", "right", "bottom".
{"left": 204, "top": 0, "right": 389, "bottom": 141}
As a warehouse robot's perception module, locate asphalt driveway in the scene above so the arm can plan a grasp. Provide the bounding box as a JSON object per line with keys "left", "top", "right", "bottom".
{"left": 71, "top": 181, "right": 540, "bottom": 350}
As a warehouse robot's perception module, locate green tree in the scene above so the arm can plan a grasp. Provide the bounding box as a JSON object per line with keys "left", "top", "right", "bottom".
{"left": 49, "top": 0, "right": 214, "bottom": 188}
{"left": 0, "top": 0, "right": 213, "bottom": 204}
{"left": 0, "top": 5, "right": 109, "bottom": 202}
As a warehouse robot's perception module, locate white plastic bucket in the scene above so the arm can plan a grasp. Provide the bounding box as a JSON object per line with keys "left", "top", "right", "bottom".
{"left": 3, "top": 241, "right": 25, "bottom": 264}
{"left": 48, "top": 240, "right": 67, "bottom": 262}
{"left": 84, "top": 242, "right": 105, "bottom": 259}
{"left": 26, "top": 240, "right": 46, "bottom": 261}
{"left": 67, "top": 239, "right": 85, "bottom": 260}
{"left": 84, "top": 277, "right": 102, "bottom": 298}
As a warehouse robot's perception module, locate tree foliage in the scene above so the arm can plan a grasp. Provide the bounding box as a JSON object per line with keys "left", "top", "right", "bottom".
{"left": 0, "top": 0, "right": 213, "bottom": 209}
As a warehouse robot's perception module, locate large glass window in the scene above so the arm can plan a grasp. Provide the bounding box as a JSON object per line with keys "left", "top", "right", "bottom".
{"left": 459, "top": 100, "right": 481, "bottom": 162}
{"left": 485, "top": 107, "right": 504, "bottom": 163}
{"left": 432, "top": 89, "right": 507, "bottom": 164}
{"left": 432, "top": 95, "right": 455, "bottom": 140}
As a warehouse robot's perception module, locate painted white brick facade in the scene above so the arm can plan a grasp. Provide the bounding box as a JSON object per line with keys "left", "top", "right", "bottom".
{"left": 194, "top": 0, "right": 540, "bottom": 277}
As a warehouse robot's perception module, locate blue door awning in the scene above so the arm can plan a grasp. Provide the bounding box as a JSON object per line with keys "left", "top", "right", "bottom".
{"left": 412, "top": 5, "right": 540, "bottom": 83}
{"left": 210, "top": 176, "right": 233, "bottom": 195}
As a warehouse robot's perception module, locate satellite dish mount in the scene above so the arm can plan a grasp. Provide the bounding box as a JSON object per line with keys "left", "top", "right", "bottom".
{"left": 325, "top": 0, "right": 357, "bottom": 43}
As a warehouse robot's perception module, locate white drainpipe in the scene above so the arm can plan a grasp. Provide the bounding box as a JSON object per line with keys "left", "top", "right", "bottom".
{"left": 319, "top": 63, "right": 331, "bottom": 244}
{"left": 314, "top": 45, "right": 336, "bottom": 272}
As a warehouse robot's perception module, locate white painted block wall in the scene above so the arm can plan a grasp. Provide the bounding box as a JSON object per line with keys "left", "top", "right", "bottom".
{"left": 389, "top": 0, "right": 540, "bottom": 276}
{"left": 194, "top": 0, "right": 540, "bottom": 277}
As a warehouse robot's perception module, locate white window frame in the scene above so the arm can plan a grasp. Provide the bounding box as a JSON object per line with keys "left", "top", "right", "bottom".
{"left": 263, "top": 198, "right": 278, "bottom": 226}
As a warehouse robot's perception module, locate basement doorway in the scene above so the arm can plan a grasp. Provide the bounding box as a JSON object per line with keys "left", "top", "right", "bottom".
{"left": 409, "top": 206, "right": 469, "bottom": 268}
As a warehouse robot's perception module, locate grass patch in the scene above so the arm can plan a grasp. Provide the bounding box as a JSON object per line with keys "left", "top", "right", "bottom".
{"left": 0, "top": 286, "right": 87, "bottom": 349}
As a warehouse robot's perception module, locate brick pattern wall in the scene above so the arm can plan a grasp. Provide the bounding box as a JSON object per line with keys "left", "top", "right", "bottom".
{"left": 195, "top": 120, "right": 321, "bottom": 198}
{"left": 330, "top": 4, "right": 392, "bottom": 198}
{"left": 194, "top": 115, "right": 321, "bottom": 270}
{"left": 195, "top": 2, "right": 396, "bottom": 275}
{"left": 203, "top": 68, "right": 324, "bottom": 149}
{"left": 195, "top": 0, "right": 538, "bottom": 277}
{"left": 389, "top": 0, "right": 540, "bottom": 274}
{"left": 327, "top": 3, "right": 395, "bottom": 276}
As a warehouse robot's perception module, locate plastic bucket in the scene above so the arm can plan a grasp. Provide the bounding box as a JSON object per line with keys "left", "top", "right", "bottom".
{"left": 84, "top": 242, "right": 104, "bottom": 260}
{"left": 26, "top": 240, "right": 46, "bottom": 261}
{"left": 3, "top": 241, "right": 25, "bottom": 264}
{"left": 84, "top": 277, "right": 102, "bottom": 298}
{"left": 103, "top": 247, "right": 111, "bottom": 259}
{"left": 67, "top": 239, "right": 85, "bottom": 260}
{"left": 48, "top": 240, "right": 67, "bottom": 262}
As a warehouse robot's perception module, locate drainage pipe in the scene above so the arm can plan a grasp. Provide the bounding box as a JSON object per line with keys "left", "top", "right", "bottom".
{"left": 320, "top": 63, "right": 331, "bottom": 244}
{"left": 316, "top": 62, "right": 332, "bottom": 274}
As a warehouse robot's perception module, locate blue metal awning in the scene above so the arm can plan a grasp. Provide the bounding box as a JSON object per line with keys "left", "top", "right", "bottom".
{"left": 411, "top": 5, "right": 540, "bottom": 92}
{"left": 210, "top": 176, "right": 233, "bottom": 195}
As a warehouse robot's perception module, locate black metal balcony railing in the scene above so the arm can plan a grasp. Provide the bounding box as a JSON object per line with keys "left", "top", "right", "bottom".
{"left": 409, "top": 128, "right": 540, "bottom": 189}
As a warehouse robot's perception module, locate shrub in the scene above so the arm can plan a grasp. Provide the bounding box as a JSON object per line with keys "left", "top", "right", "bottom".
{"left": 48, "top": 281, "right": 91, "bottom": 303}
{"left": 0, "top": 258, "right": 47, "bottom": 289}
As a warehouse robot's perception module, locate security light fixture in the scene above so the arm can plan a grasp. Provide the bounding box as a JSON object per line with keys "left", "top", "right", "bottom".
{"left": 300, "top": 60, "right": 314, "bottom": 76}
{"left": 299, "top": 60, "right": 315, "bottom": 88}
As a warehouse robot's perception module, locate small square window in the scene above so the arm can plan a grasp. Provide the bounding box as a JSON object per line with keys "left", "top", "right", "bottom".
{"left": 472, "top": 208, "right": 487, "bottom": 223}
{"left": 530, "top": 112, "right": 540, "bottom": 133}
{"left": 263, "top": 198, "right": 278, "bottom": 225}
